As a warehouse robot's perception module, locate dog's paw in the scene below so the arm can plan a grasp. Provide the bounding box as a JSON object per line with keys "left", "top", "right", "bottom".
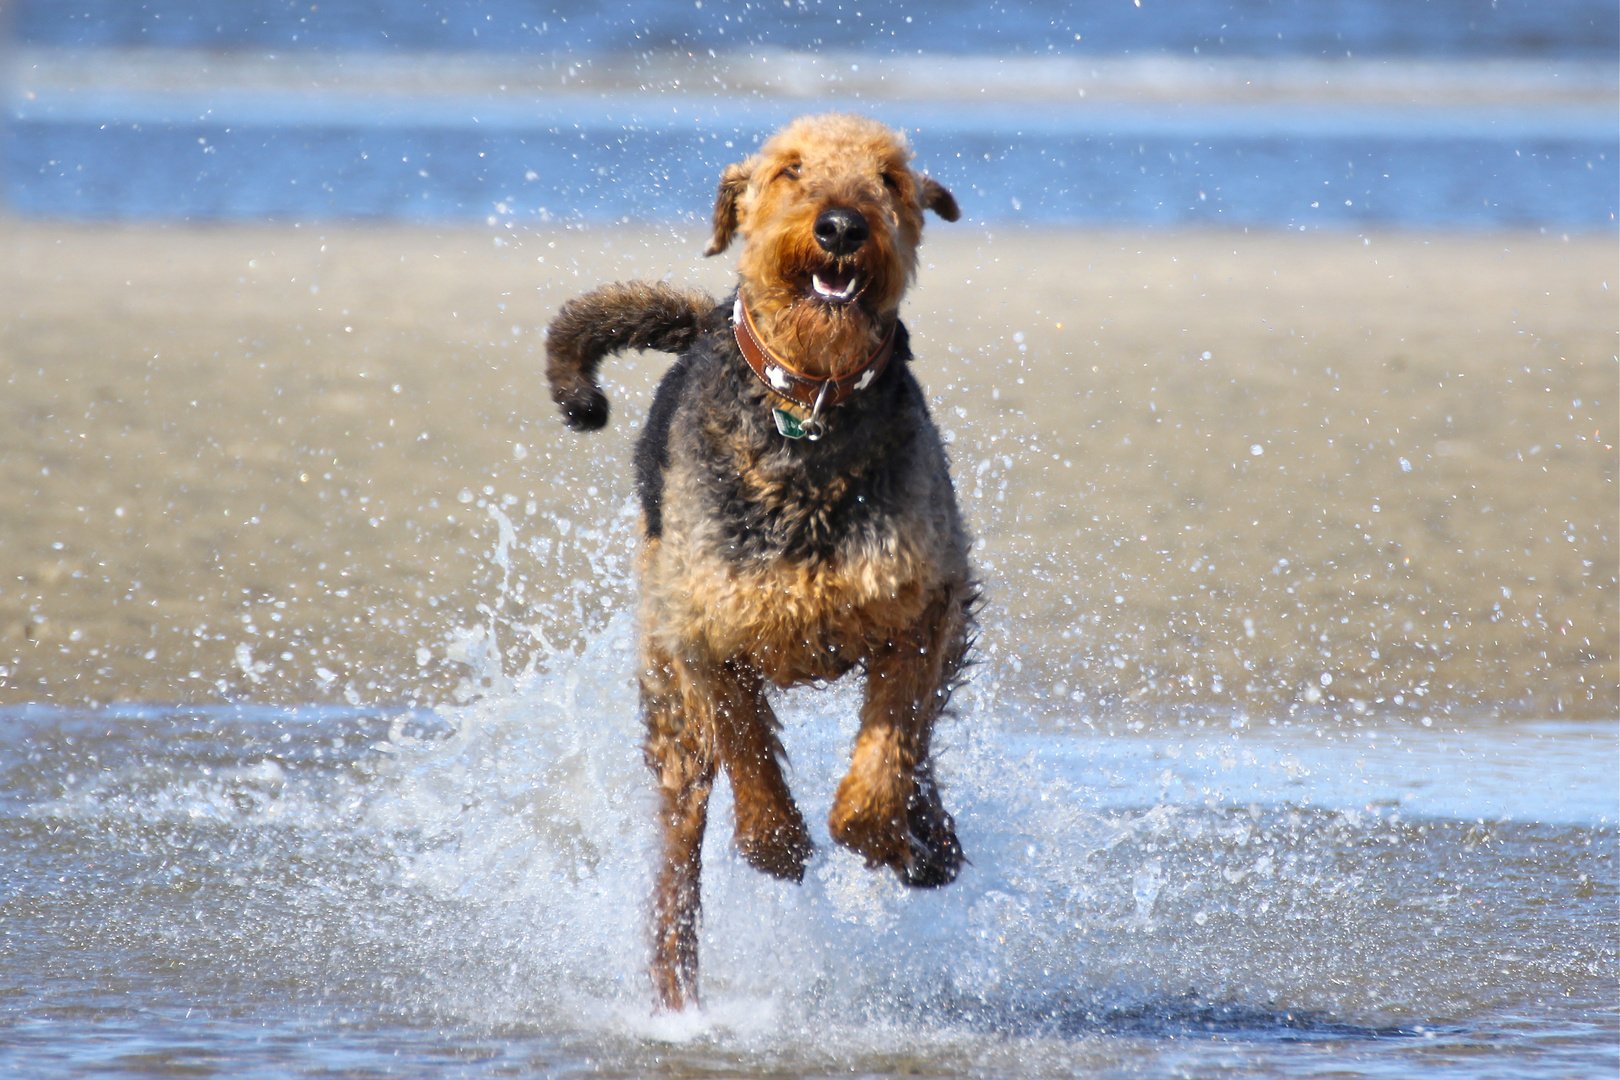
{"left": 735, "top": 797, "right": 814, "bottom": 882}
{"left": 897, "top": 770, "right": 963, "bottom": 888}
{"left": 556, "top": 384, "right": 609, "bottom": 430}
{"left": 736, "top": 815, "right": 815, "bottom": 882}
{"left": 828, "top": 768, "right": 964, "bottom": 887}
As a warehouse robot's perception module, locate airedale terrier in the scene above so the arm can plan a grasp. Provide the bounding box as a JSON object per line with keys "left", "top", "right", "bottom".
{"left": 545, "top": 113, "right": 974, "bottom": 1010}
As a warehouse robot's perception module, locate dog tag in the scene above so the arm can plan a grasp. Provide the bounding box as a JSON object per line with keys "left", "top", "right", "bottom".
{"left": 772, "top": 408, "right": 808, "bottom": 439}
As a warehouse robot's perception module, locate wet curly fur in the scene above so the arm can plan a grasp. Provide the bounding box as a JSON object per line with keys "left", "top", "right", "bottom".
{"left": 544, "top": 113, "right": 973, "bottom": 1011}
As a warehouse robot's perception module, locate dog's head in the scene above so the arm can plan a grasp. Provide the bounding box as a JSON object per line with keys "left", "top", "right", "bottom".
{"left": 705, "top": 113, "right": 958, "bottom": 375}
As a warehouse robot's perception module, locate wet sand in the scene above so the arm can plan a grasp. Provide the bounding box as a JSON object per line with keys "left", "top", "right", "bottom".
{"left": 0, "top": 221, "right": 1612, "bottom": 718}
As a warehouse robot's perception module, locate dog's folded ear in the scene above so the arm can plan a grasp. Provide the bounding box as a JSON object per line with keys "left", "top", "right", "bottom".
{"left": 704, "top": 159, "right": 754, "bottom": 256}
{"left": 919, "top": 176, "right": 961, "bottom": 222}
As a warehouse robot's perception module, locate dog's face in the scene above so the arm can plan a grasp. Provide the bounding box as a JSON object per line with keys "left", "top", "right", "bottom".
{"left": 705, "top": 113, "right": 958, "bottom": 372}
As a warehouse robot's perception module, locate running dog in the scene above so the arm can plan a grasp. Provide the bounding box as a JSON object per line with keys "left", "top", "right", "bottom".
{"left": 545, "top": 113, "right": 974, "bottom": 1010}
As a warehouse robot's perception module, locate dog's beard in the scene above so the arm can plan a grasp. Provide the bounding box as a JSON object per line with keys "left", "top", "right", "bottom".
{"left": 746, "top": 255, "right": 896, "bottom": 378}
{"left": 741, "top": 218, "right": 914, "bottom": 378}
{"left": 769, "top": 294, "right": 885, "bottom": 379}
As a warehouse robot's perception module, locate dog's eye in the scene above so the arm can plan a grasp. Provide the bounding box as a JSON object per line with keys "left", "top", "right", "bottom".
{"left": 881, "top": 172, "right": 900, "bottom": 192}
{"left": 779, "top": 163, "right": 801, "bottom": 181}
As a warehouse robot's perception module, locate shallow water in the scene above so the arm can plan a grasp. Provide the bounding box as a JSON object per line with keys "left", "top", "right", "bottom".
{"left": 15, "top": 0, "right": 1619, "bottom": 59}
{"left": 8, "top": 2, "right": 1617, "bottom": 227}
{"left": 11, "top": 111, "right": 1612, "bottom": 229}
{"left": 2, "top": 618, "right": 1615, "bottom": 1078}
{"left": 9, "top": 51, "right": 1615, "bottom": 229}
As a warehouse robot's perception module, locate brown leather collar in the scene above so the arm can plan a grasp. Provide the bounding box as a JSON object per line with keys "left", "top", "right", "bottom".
{"left": 732, "top": 294, "right": 895, "bottom": 413}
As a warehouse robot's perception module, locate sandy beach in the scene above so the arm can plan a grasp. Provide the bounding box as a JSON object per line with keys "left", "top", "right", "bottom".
{"left": 1, "top": 221, "right": 1612, "bottom": 718}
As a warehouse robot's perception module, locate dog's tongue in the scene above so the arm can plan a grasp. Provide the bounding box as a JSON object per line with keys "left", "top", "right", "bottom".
{"left": 811, "top": 269, "right": 860, "bottom": 302}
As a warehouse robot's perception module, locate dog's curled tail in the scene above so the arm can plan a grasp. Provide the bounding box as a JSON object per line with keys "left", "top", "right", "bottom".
{"left": 545, "top": 281, "right": 715, "bottom": 431}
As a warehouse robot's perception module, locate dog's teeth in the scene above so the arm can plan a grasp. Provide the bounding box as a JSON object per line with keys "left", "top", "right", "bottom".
{"left": 812, "top": 274, "right": 858, "bottom": 300}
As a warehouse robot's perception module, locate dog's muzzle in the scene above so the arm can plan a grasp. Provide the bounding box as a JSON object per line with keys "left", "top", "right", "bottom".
{"left": 813, "top": 207, "right": 869, "bottom": 257}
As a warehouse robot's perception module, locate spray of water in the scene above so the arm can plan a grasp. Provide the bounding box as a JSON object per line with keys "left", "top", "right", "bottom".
{"left": 8, "top": 470, "right": 1611, "bottom": 1076}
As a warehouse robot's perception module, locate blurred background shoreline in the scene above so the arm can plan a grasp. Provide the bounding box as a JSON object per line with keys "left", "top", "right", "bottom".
{"left": 4, "top": 46, "right": 1614, "bottom": 228}
{"left": 3, "top": 0, "right": 1615, "bottom": 227}
{"left": 0, "top": 1, "right": 1614, "bottom": 717}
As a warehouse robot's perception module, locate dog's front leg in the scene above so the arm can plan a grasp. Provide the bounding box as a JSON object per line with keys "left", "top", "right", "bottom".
{"left": 709, "top": 660, "right": 814, "bottom": 882}
{"left": 828, "top": 587, "right": 969, "bottom": 887}
{"left": 641, "top": 646, "right": 716, "bottom": 1011}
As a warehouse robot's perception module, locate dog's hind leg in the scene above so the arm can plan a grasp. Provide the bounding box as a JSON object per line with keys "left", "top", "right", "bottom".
{"left": 709, "top": 660, "right": 814, "bottom": 882}
{"left": 829, "top": 584, "right": 972, "bottom": 887}
{"left": 641, "top": 644, "right": 717, "bottom": 1011}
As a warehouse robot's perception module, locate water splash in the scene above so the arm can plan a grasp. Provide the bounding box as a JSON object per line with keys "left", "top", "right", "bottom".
{"left": 4, "top": 593, "right": 1614, "bottom": 1079}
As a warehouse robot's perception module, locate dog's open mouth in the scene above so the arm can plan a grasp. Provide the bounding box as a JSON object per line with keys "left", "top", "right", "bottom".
{"left": 809, "top": 267, "right": 862, "bottom": 304}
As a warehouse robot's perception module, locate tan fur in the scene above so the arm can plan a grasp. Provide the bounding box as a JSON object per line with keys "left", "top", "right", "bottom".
{"left": 551, "top": 114, "right": 971, "bottom": 1011}
{"left": 706, "top": 113, "right": 959, "bottom": 380}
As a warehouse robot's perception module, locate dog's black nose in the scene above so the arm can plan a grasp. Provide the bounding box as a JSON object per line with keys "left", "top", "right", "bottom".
{"left": 813, "top": 208, "right": 869, "bottom": 256}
